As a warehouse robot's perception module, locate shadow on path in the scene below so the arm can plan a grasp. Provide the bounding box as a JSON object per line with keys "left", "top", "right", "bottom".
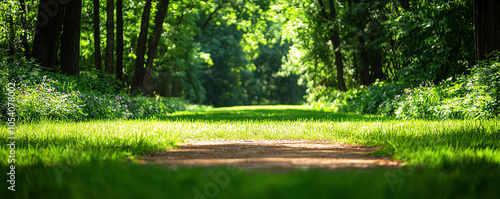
{"left": 143, "top": 140, "right": 402, "bottom": 171}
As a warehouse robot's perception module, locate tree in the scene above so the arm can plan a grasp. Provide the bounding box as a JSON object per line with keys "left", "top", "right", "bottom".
{"left": 93, "top": 0, "right": 102, "bottom": 71}
{"left": 19, "top": 0, "right": 30, "bottom": 56}
{"left": 7, "top": 2, "right": 15, "bottom": 56}
{"left": 105, "top": 0, "right": 114, "bottom": 73}
{"left": 116, "top": 0, "right": 124, "bottom": 80}
{"left": 60, "top": 0, "right": 82, "bottom": 75}
{"left": 318, "top": 0, "right": 347, "bottom": 91}
{"left": 131, "top": 0, "right": 153, "bottom": 94}
{"left": 32, "top": 0, "right": 65, "bottom": 68}
{"left": 132, "top": 0, "right": 170, "bottom": 95}
{"left": 474, "top": 0, "right": 500, "bottom": 61}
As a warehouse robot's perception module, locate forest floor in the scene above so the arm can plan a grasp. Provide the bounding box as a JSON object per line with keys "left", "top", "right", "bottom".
{"left": 143, "top": 139, "right": 402, "bottom": 171}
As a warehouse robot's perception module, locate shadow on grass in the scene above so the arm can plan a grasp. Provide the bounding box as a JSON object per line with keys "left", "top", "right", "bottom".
{"left": 156, "top": 107, "right": 388, "bottom": 122}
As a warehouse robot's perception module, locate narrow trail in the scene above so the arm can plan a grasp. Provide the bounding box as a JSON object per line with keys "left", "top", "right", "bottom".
{"left": 143, "top": 139, "right": 402, "bottom": 171}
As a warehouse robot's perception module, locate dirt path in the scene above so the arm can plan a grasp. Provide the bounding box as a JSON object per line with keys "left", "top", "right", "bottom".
{"left": 143, "top": 139, "right": 402, "bottom": 171}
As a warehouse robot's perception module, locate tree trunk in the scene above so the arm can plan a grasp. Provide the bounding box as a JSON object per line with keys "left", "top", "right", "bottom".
{"left": 19, "top": 0, "right": 30, "bottom": 56}
{"left": 145, "top": 0, "right": 170, "bottom": 69}
{"left": 105, "top": 0, "right": 114, "bottom": 73}
{"left": 474, "top": 0, "right": 500, "bottom": 61}
{"left": 358, "top": 35, "right": 370, "bottom": 86}
{"left": 318, "top": 0, "right": 347, "bottom": 91}
{"left": 370, "top": 50, "right": 384, "bottom": 82}
{"left": 165, "top": 69, "right": 172, "bottom": 97}
{"left": 131, "top": 0, "right": 153, "bottom": 94}
{"left": 331, "top": 34, "right": 347, "bottom": 91}
{"left": 172, "top": 75, "right": 181, "bottom": 97}
{"left": 116, "top": 0, "right": 123, "bottom": 80}
{"left": 139, "top": 0, "right": 170, "bottom": 95}
{"left": 59, "top": 0, "right": 82, "bottom": 76}
{"left": 93, "top": 0, "right": 102, "bottom": 70}
{"left": 32, "top": 0, "right": 65, "bottom": 68}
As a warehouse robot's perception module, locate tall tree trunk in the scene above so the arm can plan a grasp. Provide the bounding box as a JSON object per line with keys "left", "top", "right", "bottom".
{"left": 172, "top": 75, "right": 181, "bottom": 97}
{"left": 131, "top": 0, "right": 153, "bottom": 94}
{"left": 19, "top": 0, "right": 30, "bottom": 56}
{"left": 318, "top": 0, "right": 347, "bottom": 91}
{"left": 60, "top": 0, "right": 82, "bottom": 76}
{"left": 370, "top": 51, "right": 384, "bottom": 82}
{"left": 358, "top": 34, "right": 370, "bottom": 86}
{"left": 474, "top": 0, "right": 500, "bottom": 61}
{"left": 32, "top": 0, "right": 65, "bottom": 69}
{"left": 165, "top": 69, "right": 172, "bottom": 97}
{"left": 116, "top": 0, "right": 124, "bottom": 80}
{"left": 93, "top": 0, "right": 102, "bottom": 70}
{"left": 145, "top": 0, "right": 170, "bottom": 69}
{"left": 139, "top": 0, "right": 170, "bottom": 95}
{"left": 105, "top": 0, "right": 114, "bottom": 73}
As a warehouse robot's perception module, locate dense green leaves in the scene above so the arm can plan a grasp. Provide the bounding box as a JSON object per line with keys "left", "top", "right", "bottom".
{"left": 0, "top": 0, "right": 490, "bottom": 108}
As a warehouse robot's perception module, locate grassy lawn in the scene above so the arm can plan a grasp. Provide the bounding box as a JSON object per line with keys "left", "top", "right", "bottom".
{"left": 1, "top": 105, "right": 499, "bottom": 198}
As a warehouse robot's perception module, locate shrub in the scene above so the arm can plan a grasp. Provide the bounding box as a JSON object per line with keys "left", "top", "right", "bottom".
{"left": 0, "top": 56, "right": 210, "bottom": 122}
{"left": 16, "top": 76, "right": 86, "bottom": 121}
{"left": 308, "top": 53, "right": 500, "bottom": 120}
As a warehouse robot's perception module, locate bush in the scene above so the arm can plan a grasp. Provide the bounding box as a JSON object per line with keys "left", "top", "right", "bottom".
{"left": 308, "top": 81, "right": 408, "bottom": 115}
{"left": 0, "top": 56, "right": 210, "bottom": 122}
{"left": 16, "top": 76, "right": 86, "bottom": 121}
{"left": 309, "top": 53, "right": 500, "bottom": 120}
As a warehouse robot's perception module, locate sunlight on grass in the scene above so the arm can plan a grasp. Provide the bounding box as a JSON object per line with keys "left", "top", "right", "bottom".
{"left": 1, "top": 105, "right": 498, "bottom": 169}
{"left": 1, "top": 106, "right": 500, "bottom": 198}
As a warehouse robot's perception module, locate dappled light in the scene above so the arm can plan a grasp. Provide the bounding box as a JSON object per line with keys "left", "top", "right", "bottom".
{"left": 1, "top": 0, "right": 500, "bottom": 198}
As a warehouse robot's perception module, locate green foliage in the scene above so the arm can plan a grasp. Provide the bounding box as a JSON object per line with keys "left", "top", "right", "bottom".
{"left": 310, "top": 55, "right": 500, "bottom": 119}
{"left": 16, "top": 76, "right": 85, "bottom": 121}
{"left": 308, "top": 81, "right": 408, "bottom": 115}
{"left": 0, "top": 57, "right": 209, "bottom": 122}
{"left": 388, "top": 0, "right": 474, "bottom": 84}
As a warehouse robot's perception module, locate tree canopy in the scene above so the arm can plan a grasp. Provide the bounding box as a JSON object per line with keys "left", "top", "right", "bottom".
{"left": 0, "top": 0, "right": 498, "bottom": 107}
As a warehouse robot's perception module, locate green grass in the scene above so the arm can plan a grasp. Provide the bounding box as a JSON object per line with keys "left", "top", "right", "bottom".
{"left": 1, "top": 105, "right": 499, "bottom": 198}
{"left": 2, "top": 162, "right": 500, "bottom": 199}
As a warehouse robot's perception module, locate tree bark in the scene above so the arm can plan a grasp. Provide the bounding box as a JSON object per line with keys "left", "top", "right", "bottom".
{"left": 370, "top": 50, "right": 384, "bottom": 82}
{"left": 32, "top": 0, "right": 65, "bottom": 68}
{"left": 60, "top": 0, "right": 82, "bottom": 76}
{"left": 318, "top": 0, "right": 347, "bottom": 91}
{"left": 139, "top": 0, "right": 170, "bottom": 95}
{"left": 474, "top": 0, "right": 500, "bottom": 61}
{"left": 93, "top": 0, "right": 102, "bottom": 70}
{"left": 116, "top": 0, "right": 124, "bottom": 80}
{"left": 145, "top": 0, "right": 170, "bottom": 69}
{"left": 131, "top": 0, "right": 153, "bottom": 94}
{"left": 358, "top": 34, "right": 370, "bottom": 86}
{"left": 105, "top": 0, "right": 114, "bottom": 73}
